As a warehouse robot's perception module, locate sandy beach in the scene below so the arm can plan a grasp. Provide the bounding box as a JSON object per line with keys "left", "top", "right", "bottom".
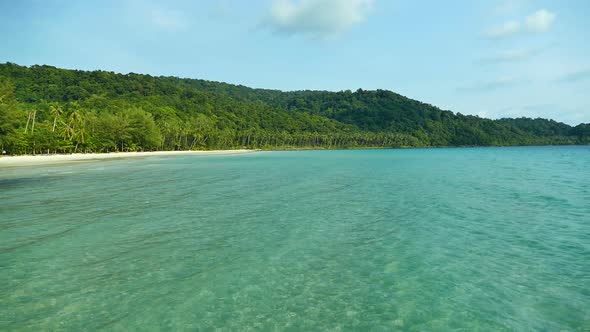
{"left": 0, "top": 150, "right": 257, "bottom": 167}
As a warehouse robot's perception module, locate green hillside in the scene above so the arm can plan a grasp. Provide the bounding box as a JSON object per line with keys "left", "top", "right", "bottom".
{"left": 0, "top": 63, "right": 587, "bottom": 154}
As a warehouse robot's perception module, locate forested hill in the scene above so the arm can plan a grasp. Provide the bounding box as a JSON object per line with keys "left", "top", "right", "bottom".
{"left": 0, "top": 62, "right": 588, "bottom": 154}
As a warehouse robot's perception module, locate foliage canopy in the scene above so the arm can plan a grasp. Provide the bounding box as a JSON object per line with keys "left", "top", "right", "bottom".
{"left": 0, "top": 63, "right": 587, "bottom": 154}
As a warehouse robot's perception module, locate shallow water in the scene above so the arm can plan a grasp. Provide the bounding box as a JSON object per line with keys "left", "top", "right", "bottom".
{"left": 1, "top": 147, "right": 589, "bottom": 330}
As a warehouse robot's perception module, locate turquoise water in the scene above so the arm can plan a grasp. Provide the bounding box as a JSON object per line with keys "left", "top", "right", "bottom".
{"left": 1, "top": 147, "right": 589, "bottom": 331}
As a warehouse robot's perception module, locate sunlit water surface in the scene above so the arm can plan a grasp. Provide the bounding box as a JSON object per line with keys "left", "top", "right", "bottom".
{"left": 1, "top": 147, "right": 589, "bottom": 330}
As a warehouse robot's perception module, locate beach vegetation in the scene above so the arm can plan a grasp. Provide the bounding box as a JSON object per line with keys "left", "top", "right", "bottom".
{"left": 0, "top": 63, "right": 587, "bottom": 155}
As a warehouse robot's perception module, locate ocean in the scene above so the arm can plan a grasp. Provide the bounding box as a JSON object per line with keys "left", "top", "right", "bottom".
{"left": 1, "top": 147, "right": 589, "bottom": 330}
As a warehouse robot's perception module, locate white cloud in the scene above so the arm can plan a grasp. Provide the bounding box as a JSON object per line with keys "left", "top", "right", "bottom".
{"left": 524, "top": 9, "right": 556, "bottom": 32}
{"left": 557, "top": 68, "right": 590, "bottom": 83}
{"left": 151, "top": 8, "right": 186, "bottom": 31}
{"left": 486, "top": 75, "right": 520, "bottom": 87}
{"left": 484, "top": 9, "right": 556, "bottom": 39}
{"left": 495, "top": 104, "right": 586, "bottom": 125}
{"left": 458, "top": 76, "right": 524, "bottom": 92}
{"left": 480, "top": 48, "right": 543, "bottom": 64}
{"left": 492, "top": 0, "right": 529, "bottom": 15}
{"left": 485, "top": 20, "right": 521, "bottom": 38}
{"left": 265, "top": 0, "right": 374, "bottom": 38}
{"left": 211, "top": 1, "right": 232, "bottom": 18}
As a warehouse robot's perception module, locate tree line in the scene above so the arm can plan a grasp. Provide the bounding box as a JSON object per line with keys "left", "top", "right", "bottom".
{"left": 0, "top": 63, "right": 588, "bottom": 155}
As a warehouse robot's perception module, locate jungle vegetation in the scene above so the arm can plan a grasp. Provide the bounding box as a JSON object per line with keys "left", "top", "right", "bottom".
{"left": 0, "top": 62, "right": 588, "bottom": 155}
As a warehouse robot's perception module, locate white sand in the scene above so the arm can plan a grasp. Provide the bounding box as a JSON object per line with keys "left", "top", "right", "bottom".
{"left": 0, "top": 150, "right": 257, "bottom": 167}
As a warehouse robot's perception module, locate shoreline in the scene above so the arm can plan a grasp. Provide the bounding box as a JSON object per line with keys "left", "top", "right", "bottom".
{"left": 1, "top": 145, "right": 586, "bottom": 168}
{"left": 0, "top": 150, "right": 257, "bottom": 167}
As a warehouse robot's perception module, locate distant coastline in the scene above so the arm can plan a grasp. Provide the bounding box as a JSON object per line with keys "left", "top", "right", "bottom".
{"left": 4, "top": 145, "right": 588, "bottom": 168}
{"left": 0, "top": 150, "right": 257, "bottom": 167}
{"left": 1, "top": 63, "right": 588, "bottom": 158}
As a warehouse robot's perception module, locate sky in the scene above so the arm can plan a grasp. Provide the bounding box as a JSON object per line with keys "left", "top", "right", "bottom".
{"left": 1, "top": 0, "right": 589, "bottom": 124}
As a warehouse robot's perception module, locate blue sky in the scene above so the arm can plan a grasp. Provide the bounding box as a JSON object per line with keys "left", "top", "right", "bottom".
{"left": 1, "top": 0, "right": 589, "bottom": 124}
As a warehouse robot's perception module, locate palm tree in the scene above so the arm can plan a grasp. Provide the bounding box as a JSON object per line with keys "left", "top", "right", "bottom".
{"left": 24, "top": 111, "right": 31, "bottom": 134}
{"left": 49, "top": 104, "right": 63, "bottom": 132}
{"left": 67, "top": 107, "right": 82, "bottom": 136}
{"left": 73, "top": 121, "right": 87, "bottom": 153}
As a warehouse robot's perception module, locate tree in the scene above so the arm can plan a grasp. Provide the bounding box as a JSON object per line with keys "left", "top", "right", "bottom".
{"left": 0, "top": 62, "right": 585, "bottom": 154}
{"left": 0, "top": 80, "right": 20, "bottom": 153}
{"left": 49, "top": 103, "right": 63, "bottom": 132}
